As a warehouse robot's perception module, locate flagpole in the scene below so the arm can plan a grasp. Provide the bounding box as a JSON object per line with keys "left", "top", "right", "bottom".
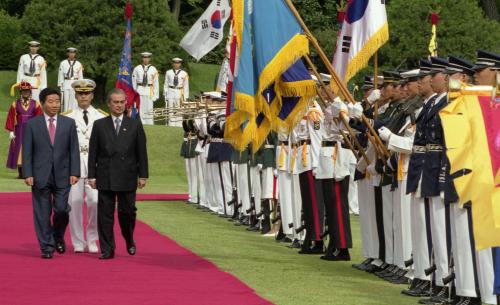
{"left": 303, "top": 55, "right": 370, "bottom": 164}
{"left": 373, "top": 52, "right": 379, "bottom": 120}
{"left": 284, "top": 0, "right": 390, "bottom": 159}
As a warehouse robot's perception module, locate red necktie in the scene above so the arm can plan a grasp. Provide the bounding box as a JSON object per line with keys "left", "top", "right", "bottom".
{"left": 48, "top": 117, "right": 56, "bottom": 145}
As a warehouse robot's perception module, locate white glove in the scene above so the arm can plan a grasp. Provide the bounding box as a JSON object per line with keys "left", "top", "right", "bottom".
{"left": 378, "top": 126, "right": 393, "bottom": 142}
{"left": 347, "top": 103, "right": 354, "bottom": 116}
{"left": 331, "top": 97, "right": 348, "bottom": 118}
{"left": 257, "top": 164, "right": 263, "bottom": 171}
{"left": 367, "top": 163, "right": 378, "bottom": 176}
{"left": 312, "top": 168, "right": 317, "bottom": 176}
{"left": 273, "top": 169, "right": 278, "bottom": 177}
{"left": 367, "top": 89, "right": 381, "bottom": 104}
{"left": 351, "top": 103, "right": 364, "bottom": 119}
{"left": 9, "top": 132, "right": 15, "bottom": 140}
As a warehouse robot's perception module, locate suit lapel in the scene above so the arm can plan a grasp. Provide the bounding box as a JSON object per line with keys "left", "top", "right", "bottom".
{"left": 37, "top": 116, "right": 52, "bottom": 146}
{"left": 117, "top": 116, "right": 130, "bottom": 140}
{"left": 53, "top": 116, "right": 64, "bottom": 147}
{"left": 106, "top": 116, "right": 117, "bottom": 141}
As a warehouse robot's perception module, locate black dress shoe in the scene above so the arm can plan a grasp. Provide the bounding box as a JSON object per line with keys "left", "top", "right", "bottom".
{"left": 321, "top": 249, "right": 351, "bottom": 261}
{"left": 403, "top": 280, "right": 432, "bottom": 297}
{"left": 352, "top": 258, "right": 373, "bottom": 270}
{"left": 455, "top": 297, "right": 481, "bottom": 305}
{"left": 127, "top": 245, "right": 136, "bottom": 255}
{"left": 41, "top": 252, "right": 53, "bottom": 259}
{"left": 99, "top": 252, "right": 115, "bottom": 260}
{"left": 418, "top": 286, "right": 448, "bottom": 304}
{"left": 287, "top": 239, "right": 301, "bottom": 248}
{"left": 280, "top": 236, "right": 293, "bottom": 243}
{"left": 299, "top": 244, "right": 324, "bottom": 255}
{"left": 55, "top": 242, "right": 66, "bottom": 254}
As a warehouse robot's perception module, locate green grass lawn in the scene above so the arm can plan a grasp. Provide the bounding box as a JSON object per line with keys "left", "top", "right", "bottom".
{"left": 138, "top": 201, "right": 417, "bottom": 305}
{"left": 0, "top": 67, "right": 419, "bottom": 305}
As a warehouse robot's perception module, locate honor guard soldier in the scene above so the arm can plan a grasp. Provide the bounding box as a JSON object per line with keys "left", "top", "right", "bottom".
{"left": 17, "top": 41, "right": 47, "bottom": 102}
{"left": 4, "top": 82, "right": 43, "bottom": 177}
{"left": 132, "top": 52, "right": 159, "bottom": 125}
{"left": 164, "top": 58, "right": 189, "bottom": 127}
{"left": 378, "top": 69, "right": 424, "bottom": 284}
{"left": 62, "top": 79, "right": 107, "bottom": 253}
{"left": 58, "top": 47, "right": 84, "bottom": 112}
{"left": 291, "top": 100, "right": 325, "bottom": 254}
{"left": 181, "top": 116, "right": 200, "bottom": 204}
{"left": 318, "top": 97, "right": 356, "bottom": 261}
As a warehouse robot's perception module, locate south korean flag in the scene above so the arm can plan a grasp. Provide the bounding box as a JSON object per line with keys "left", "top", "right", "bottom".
{"left": 180, "top": 0, "right": 231, "bottom": 61}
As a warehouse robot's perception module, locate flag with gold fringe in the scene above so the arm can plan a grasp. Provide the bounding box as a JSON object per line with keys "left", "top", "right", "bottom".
{"left": 332, "top": 0, "right": 388, "bottom": 85}
{"left": 226, "top": 0, "right": 316, "bottom": 151}
{"left": 440, "top": 86, "right": 500, "bottom": 250}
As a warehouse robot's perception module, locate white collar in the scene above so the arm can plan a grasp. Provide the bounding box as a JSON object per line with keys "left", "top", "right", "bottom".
{"left": 111, "top": 114, "right": 124, "bottom": 122}
{"left": 44, "top": 113, "right": 57, "bottom": 121}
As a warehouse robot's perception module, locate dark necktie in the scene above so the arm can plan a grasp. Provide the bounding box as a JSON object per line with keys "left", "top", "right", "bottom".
{"left": 141, "top": 65, "right": 148, "bottom": 86}
{"left": 83, "top": 110, "right": 89, "bottom": 125}
{"left": 115, "top": 118, "right": 121, "bottom": 135}
{"left": 29, "top": 54, "right": 36, "bottom": 75}
{"left": 66, "top": 60, "right": 75, "bottom": 79}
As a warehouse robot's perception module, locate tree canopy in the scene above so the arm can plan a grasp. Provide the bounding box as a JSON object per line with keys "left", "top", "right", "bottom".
{"left": 1, "top": 0, "right": 500, "bottom": 95}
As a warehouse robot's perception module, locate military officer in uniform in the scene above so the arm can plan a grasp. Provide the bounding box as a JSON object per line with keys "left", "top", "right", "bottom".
{"left": 62, "top": 79, "right": 107, "bottom": 253}
{"left": 17, "top": 41, "right": 47, "bottom": 102}
{"left": 58, "top": 47, "right": 84, "bottom": 112}
{"left": 164, "top": 58, "right": 189, "bottom": 127}
{"left": 132, "top": 52, "right": 159, "bottom": 125}
{"left": 181, "top": 116, "right": 200, "bottom": 204}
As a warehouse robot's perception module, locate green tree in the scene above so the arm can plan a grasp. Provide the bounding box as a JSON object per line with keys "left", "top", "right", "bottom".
{"left": 0, "top": 0, "right": 31, "bottom": 17}
{"left": 21, "top": 0, "right": 183, "bottom": 102}
{"left": 0, "top": 10, "right": 26, "bottom": 70}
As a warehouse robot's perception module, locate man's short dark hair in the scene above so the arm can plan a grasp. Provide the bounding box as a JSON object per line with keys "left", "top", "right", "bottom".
{"left": 39, "top": 87, "right": 61, "bottom": 104}
{"left": 106, "top": 88, "right": 126, "bottom": 103}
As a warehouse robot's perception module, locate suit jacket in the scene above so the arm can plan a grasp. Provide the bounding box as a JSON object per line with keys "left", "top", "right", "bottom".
{"left": 22, "top": 115, "right": 80, "bottom": 188}
{"left": 88, "top": 115, "right": 148, "bottom": 192}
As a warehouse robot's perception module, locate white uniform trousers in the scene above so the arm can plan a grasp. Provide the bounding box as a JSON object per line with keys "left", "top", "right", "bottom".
{"left": 250, "top": 166, "right": 262, "bottom": 215}
{"left": 139, "top": 95, "right": 154, "bottom": 125}
{"left": 450, "top": 204, "right": 478, "bottom": 298}
{"left": 477, "top": 249, "right": 496, "bottom": 304}
{"left": 185, "top": 158, "right": 198, "bottom": 204}
{"left": 203, "top": 145, "right": 215, "bottom": 209}
{"left": 261, "top": 167, "right": 274, "bottom": 200}
{"left": 68, "top": 177, "right": 98, "bottom": 250}
{"left": 358, "top": 178, "right": 379, "bottom": 260}
{"left": 210, "top": 161, "right": 233, "bottom": 216}
{"left": 429, "top": 196, "right": 450, "bottom": 286}
{"left": 196, "top": 154, "right": 207, "bottom": 207}
{"left": 381, "top": 185, "right": 394, "bottom": 265}
{"left": 348, "top": 163, "right": 359, "bottom": 215}
{"left": 278, "top": 172, "right": 294, "bottom": 235}
{"left": 207, "top": 162, "right": 219, "bottom": 213}
{"left": 393, "top": 179, "right": 412, "bottom": 269}
{"left": 166, "top": 88, "right": 181, "bottom": 127}
{"left": 291, "top": 174, "right": 304, "bottom": 241}
{"left": 235, "top": 163, "right": 251, "bottom": 216}
{"left": 411, "top": 195, "right": 432, "bottom": 281}
{"left": 62, "top": 88, "right": 77, "bottom": 112}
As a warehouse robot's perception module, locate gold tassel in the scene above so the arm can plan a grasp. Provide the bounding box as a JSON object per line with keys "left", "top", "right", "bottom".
{"left": 397, "top": 154, "right": 405, "bottom": 181}
{"left": 301, "top": 143, "right": 308, "bottom": 167}
{"left": 291, "top": 145, "right": 298, "bottom": 171}
{"left": 278, "top": 143, "right": 286, "bottom": 168}
{"left": 331, "top": 144, "right": 338, "bottom": 170}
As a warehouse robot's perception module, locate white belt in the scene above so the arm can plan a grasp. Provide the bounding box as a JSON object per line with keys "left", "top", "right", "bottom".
{"left": 264, "top": 145, "right": 275, "bottom": 149}
{"left": 210, "top": 138, "right": 226, "bottom": 143}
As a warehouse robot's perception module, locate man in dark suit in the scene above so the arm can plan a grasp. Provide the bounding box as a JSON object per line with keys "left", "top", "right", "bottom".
{"left": 22, "top": 87, "right": 80, "bottom": 259}
{"left": 88, "top": 88, "right": 148, "bottom": 260}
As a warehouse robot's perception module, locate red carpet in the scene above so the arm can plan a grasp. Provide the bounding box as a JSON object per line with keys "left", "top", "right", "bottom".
{"left": 0, "top": 193, "right": 273, "bottom": 305}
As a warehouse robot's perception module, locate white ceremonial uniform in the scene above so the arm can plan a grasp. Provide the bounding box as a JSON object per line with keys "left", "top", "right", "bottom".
{"left": 194, "top": 115, "right": 208, "bottom": 207}
{"left": 132, "top": 64, "right": 159, "bottom": 125}
{"left": 276, "top": 133, "right": 294, "bottom": 236}
{"left": 385, "top": 115, "right": 417, "bottom": 272}
{"left": 164, "top": 69, "right": 189, "bottom": 127}
{"left": 58, "top": 59, "right": 84, "bottom": 112}
{"left": 250, "top": 162, "right": 262, "bottom": 217}
{"left": 17, "top": 53, "right": 47, "bottom": 101}
{"left": 64, "top": 106, "right": 106, "bottom": 251}
{"left": 289, "top": 130, "right": 304, "bottom": 242}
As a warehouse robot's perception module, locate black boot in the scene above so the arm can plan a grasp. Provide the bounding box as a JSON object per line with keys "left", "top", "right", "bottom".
{"left": 260, "top": 200, "right": 271, "bottom": 234}
{"left": 321, "top": 248, "right": 350, "bottom": 261}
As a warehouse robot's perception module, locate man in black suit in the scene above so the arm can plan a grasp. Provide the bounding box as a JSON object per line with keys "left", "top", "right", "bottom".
{"left": 23, "top": 87, "right": 80, "bottom": 259}
{"left": 88, "top": 88, "right": 148, "bottom": 259}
